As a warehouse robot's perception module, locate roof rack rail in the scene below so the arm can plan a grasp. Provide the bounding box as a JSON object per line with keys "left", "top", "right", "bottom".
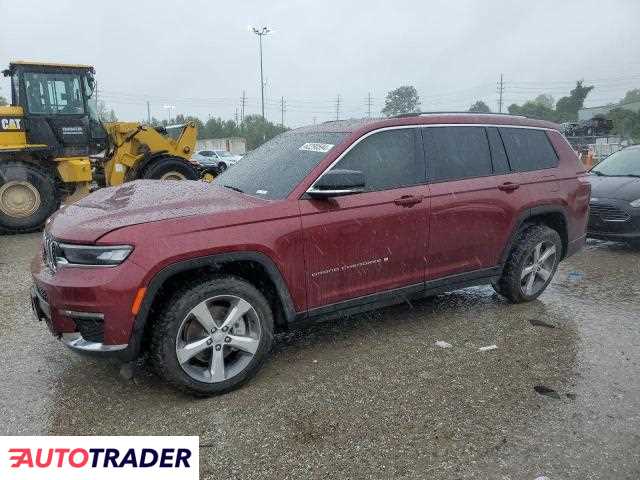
{"left": 393, "top": 111, "right": 526, "bottom": 119}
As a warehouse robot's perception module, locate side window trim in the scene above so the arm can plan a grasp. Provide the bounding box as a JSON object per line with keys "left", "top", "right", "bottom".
{"left": 488, "top": 126, "right": 513, "bottom": 174}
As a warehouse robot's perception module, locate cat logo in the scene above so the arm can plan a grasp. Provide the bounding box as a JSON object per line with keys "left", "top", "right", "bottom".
{"left": 0, "top": 117, "right": 23, "bottom": 131}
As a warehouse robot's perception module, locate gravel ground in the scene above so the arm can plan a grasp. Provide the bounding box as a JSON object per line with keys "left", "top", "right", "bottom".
{"left": 1, "top": 233, "right": 639, "bottom": 479}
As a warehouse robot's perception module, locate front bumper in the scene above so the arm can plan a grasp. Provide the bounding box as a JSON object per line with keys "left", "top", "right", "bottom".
{"left": 587, "top": 199, "right": 640, "bottom": 241}
{"left": 31, "top": 251, "right": 148, "bottom": 360}
{"left": 30, "top": 285, "right": 129, "bottom": 356}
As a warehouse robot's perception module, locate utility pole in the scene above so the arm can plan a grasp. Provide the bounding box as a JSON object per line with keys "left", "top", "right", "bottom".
{"left": 235, "top": 108, "right": 239, "bottom": 126}
{"left": 240, "top": 90, "right": 246, "bottom": 124}
{"left": 497, "top": 74, "right": 505, "bottom": 113}
{"left": 250, "top": 26, "right": 271, "bottom": 119}
{"left": 366, "top": 92, "right": 373, "bottom": 118}
{"left": 146, "top": 101, "right": 151, "bottom": 125}
{"left": 280, "top": 96, "right": 286, "bottom": 128}
{"left": 335, "top": 94, "right": 341, "bottom": 120}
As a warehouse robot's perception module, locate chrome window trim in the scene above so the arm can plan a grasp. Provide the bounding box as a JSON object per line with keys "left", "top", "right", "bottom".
{"left": 304, "top": 123, "right": 559, "bottom": 196}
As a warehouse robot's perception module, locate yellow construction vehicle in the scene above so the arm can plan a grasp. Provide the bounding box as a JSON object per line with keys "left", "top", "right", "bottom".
{"left": 0, "top": 61, "right": 203, "bottom": 234}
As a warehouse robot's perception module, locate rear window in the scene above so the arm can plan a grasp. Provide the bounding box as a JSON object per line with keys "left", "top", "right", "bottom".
{"left": 499, "top": 128, "right": 559, "bottom": 172}
{"left": 422, "top": 126, "right": 492, "bottom": 182}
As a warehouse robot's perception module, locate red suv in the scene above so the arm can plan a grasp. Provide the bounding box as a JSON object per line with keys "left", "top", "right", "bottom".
{"left": 31, "top": 113, "right": 590, "bottom": 395}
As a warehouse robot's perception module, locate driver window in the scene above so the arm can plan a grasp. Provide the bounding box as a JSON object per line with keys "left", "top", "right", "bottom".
{"left": 332, "top": 128, "right": 423, "bottom": 191}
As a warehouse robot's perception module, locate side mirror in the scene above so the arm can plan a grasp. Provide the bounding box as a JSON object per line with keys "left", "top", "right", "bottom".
{"left": 307, "top": 169, "right": 365, "bottom": 198}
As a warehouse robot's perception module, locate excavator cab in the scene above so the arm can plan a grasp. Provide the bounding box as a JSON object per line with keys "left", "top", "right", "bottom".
{"left": 3, "top": 62, "right": 108, "bottom": 158}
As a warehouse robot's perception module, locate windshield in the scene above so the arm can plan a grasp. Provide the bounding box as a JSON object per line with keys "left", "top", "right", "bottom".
{"left": 592, "top": 148, "right": 640, "bottom": 176}
{"left": 213, "top": 131, "right": 347, "bottom": 199}
{"left": 23, "top": 72, "right": 85, "bottom": 115}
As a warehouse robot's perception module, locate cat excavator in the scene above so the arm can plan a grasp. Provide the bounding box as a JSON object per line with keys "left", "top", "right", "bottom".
{"left": 0, "top": 61, "right": 204, "bottom": 234}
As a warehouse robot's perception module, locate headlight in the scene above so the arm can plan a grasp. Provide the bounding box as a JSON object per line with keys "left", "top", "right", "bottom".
{"left": 56, "top": 244, "right": 133, "bottom": 266}
{"left": 630, "top": 199, "right": 640, "bottom": 208}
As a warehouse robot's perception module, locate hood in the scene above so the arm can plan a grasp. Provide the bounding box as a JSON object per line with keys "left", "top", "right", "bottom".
{"left": 47, "top": 180, "right": 268, "bottom": 243}
{"left": 587, "top": 175, "right": 640, "bottom": 202}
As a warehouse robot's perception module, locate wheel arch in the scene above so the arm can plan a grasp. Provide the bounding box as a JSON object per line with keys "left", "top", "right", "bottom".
{"left": 130, "top": 252, "right": 297, "bottom": 357}
{"left": 500, "top": 205, "right": 569, "bottom": 264}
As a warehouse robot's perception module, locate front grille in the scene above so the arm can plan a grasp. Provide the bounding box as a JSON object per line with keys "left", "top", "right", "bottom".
{"left": 74, "top": 318, "right": 104, "bottom": 343}
{"left": 42, "top": 232, "right": 60, "bottom": 273}
{"left": 589, "top": 204, "right": 631, "bottom": 222}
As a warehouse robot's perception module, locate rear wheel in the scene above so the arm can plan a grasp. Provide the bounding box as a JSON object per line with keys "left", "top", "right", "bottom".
{"left": 141, "top": 157, "right": 199, "bottom": 181}
{"left": 150, "top": 275, "right": 274, "bottom": 396}
{"left": 493, "top": 225, "right": 562, "bottom": 303}
{"left": 0, "top": 161, "right": 59, "bottom": 234}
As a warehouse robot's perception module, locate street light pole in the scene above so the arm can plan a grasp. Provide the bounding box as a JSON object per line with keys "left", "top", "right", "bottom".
{"left": 250, "top": 26, "right": 271, "bottom": 119}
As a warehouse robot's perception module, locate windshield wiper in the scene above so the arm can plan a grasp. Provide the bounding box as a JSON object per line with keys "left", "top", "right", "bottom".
{"left": 591, "top": 170, "right": 607, "bottom": 176}
{"left": 622, "top": 173, "right": 640, "bottom": 178}
{"left": 222, "top": 184, "right": 244, "bottom": 193}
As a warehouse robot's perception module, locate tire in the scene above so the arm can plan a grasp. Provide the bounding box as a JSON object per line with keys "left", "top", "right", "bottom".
{"left": 217, "top": 162, "right": 227, "bottom": 173}
{"left": 0, "top": 161, "right": 60, "bottom": 234}
{"left": 150, "top": 275, "right": 274, "bottom": 396}
{"left": 141, "top": 157, "right": 200, "bottom": 181}
{"left": 493, "top": 225, "right": 562, "bottom": 303}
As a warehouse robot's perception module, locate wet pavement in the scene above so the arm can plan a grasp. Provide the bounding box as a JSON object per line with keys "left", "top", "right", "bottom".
{"left": 1, "top": 233, "right": 639, "bottom": 479}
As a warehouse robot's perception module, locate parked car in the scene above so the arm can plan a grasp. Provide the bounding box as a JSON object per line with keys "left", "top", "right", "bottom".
{"left": 31, "top": 113, "right": 590, "bottom": 396}
{"left": 192, "top": 149, "right": 241, "bottom": 172}
{"left": 587, "top": 145, "right": 640, "bottom": 245}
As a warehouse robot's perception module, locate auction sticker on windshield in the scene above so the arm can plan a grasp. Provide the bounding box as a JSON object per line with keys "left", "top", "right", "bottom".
{"left": 1, "top": 436, "right": 198, "bottom": 480}
{"left": 299, "top": 143, "right": 334, "bottom": 153}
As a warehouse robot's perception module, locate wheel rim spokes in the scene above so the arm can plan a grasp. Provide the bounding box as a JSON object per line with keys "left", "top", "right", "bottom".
{"left": 176, "top": 295, "right": 261, "bottom": 384}
{"left": 0, "top": 181, "right": 41, "bottom": 218}
{"left": 521, "top": 241, "right": 557, "bottom": 296}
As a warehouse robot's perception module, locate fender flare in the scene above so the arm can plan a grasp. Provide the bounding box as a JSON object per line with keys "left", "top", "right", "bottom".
{"left": 127, "top": 251, "right": 297, "bottom": 358}
{"left": 499, "top": 204, "right": 570, "bottom": 265}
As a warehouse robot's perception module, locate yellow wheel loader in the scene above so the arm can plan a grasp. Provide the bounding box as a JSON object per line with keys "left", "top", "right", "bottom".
{"left": 0, "top": 61, "right": 204, "bottom": 234}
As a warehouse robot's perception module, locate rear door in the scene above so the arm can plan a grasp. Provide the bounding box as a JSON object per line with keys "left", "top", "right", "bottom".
{"left": 299, "top": 128, "right": 428, "bottom": 309}
{"left": 423, "top": 126, "right": 522, "bottom": 279}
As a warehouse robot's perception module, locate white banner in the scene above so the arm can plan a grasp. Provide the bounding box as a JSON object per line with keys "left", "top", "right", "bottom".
{"left": 0, "top": 436, "right": 199, "bottom": 480}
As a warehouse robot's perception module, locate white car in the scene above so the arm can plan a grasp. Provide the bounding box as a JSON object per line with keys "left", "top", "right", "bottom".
{"left": 192, "top": 150, "right": 241, "bottom": 172}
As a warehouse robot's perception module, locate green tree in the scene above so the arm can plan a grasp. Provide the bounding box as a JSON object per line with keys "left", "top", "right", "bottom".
{"left": 607, "top": 108, "right": 640, "bottom": 143}
{"left": 555, "top": 80, "right": 594, "bottom": 122}
{"left": 381, "top": 86, "right": 420, "bottom": 117}
{"left": 534, "top": 94, "right": 555, "bottom": 109}
{"left": 0, "top": 96, "right": 7, "bottom": 106}
{"left": 508, "top": 101, "right": 558, "bottom": 122}
{"left": 620, "top": 88, "right": 640, "bottom": 105}
{"left": 468, "top": 100, "right": 491, "bottom": 113}
{"left": 240, "top": 114, "right": 287, "bottom": 150}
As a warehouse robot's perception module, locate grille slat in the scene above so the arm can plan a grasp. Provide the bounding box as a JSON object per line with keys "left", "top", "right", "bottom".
{"left": 589, "top": 204, "right": 631, "bottom": 222}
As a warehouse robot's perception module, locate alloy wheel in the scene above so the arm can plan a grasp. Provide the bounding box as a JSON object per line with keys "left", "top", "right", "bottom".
{"left": 520, "top": 241, "right": 557, "bottom": 296}
{"left": 175, "top": 295, "right": 262, "bottom": 383}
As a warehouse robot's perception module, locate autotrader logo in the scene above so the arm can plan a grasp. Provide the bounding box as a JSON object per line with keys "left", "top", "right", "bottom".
{"left": 1, "top": 436, "right": 199, "bottom": 480}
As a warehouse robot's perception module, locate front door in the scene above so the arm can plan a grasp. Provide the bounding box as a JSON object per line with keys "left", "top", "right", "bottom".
{"left": 300, "top": 128, "right": 428, "bottom": 309}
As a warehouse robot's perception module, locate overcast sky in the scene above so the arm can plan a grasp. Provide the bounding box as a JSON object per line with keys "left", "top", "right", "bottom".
{"left": 2, "top": 0, "right": 640, "bottom": 127}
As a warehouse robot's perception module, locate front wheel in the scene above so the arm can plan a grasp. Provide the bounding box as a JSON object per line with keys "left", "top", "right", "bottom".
{"left": 0, "top": 162, "right": 59, "bottom": 234}
{"left": 142, "top": 157, "right": 200, "bottom": 181}
{"left": 150, "top": 275, "right": 274, "bottom": 396}
{"left": 217, "top": 162, "right": 227, "bottom": 173}
{"left": 493, "top": 225, "right": 562, "bottom": 303}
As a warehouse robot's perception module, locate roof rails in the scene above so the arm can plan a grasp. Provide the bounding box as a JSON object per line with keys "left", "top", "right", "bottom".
{"left": 393, "top": 111, "right": 526, "bottom": 119}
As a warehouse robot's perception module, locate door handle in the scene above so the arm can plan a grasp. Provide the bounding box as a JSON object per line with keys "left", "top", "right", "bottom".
{"left": 394, "top": 195, "right": 423, "bottom": 206}
{"left": 498, "top": 182, "right": 520, "bottom": 192}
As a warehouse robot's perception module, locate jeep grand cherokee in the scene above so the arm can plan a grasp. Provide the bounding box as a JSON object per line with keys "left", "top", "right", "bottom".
{"left": 31, "top": 113, "right": 591, "bottom": 395}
